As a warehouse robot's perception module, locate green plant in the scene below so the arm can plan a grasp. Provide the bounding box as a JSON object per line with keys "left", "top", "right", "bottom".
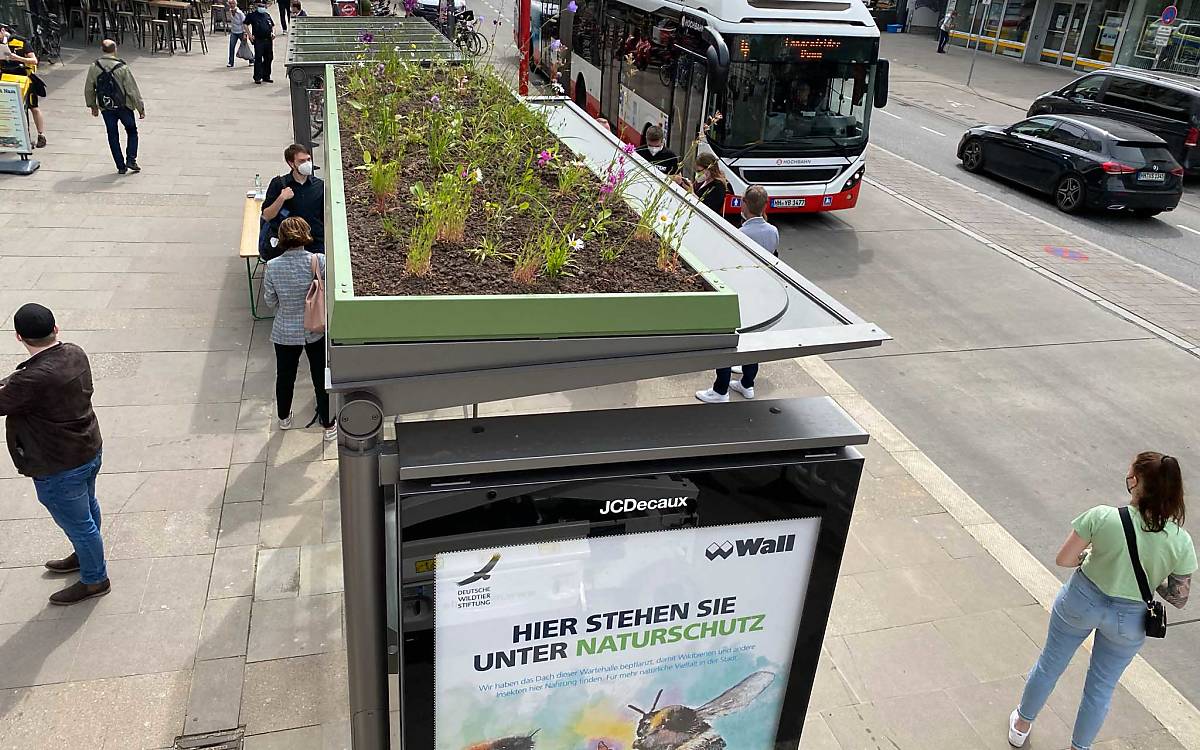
{"left": 356, "top": 151, "right": 400, "bottom": 212}
{"left": 512, "top": 240, "right": 541, "bottom": 285}
{"left": 407, "top": 218, "right": 435, "bottom": 276}
{"left": 541, "top": 230, "right": 580, "bottom": 279}
{"left": 466, "top": 236, "right": 505, "bottom": 263}
{"left": 556, "top": 160, "right": 589, "bottom": 196}
{"left": 380, "top": 215, "right": 405, "bottom": 243}
{"left": 430, "top": 170, "right": 472, "bottom": 243}
{"left": 656, "top": 205, "right": 691, "bottom": 271}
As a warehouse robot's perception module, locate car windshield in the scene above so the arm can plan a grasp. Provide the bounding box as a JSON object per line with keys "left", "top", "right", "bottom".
{"left": 714, "top": 35, "right": 877, "bottom": 153}
{"left": 1111, "top": 142, "right": 1175, "bottom": 164}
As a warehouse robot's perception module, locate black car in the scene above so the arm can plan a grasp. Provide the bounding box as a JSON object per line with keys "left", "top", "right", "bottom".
{"left": 1028, "top": 69, "right": 1200, "bottom": 176}
{"left": 957, "top": 115, "right": 1184, "bottom": 217}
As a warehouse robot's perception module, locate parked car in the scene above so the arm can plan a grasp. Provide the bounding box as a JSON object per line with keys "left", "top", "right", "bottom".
{"left": 957, "top": 115, "right": 1184, "bottom": 216}
{"left": 411, "top": 0, "right": 468, "bottom": 21}
{"left": 1027, "top": 69, "right": 1199, "bottom": 176}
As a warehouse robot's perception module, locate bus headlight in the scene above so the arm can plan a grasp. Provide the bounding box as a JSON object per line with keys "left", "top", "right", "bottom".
{"left": 843, "top": 167, "right": 865, "bottom": 191}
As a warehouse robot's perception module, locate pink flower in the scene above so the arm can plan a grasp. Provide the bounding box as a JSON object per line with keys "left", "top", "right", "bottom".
{"left": 622, "top": 142, "right": 635, "bottom": 154}
{"left": 537, "top": 149, "right": 554, "bottom": 167}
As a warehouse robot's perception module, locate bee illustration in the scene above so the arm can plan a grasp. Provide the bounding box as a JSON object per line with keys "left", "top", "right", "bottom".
{"left": 626, "top": 671, "right": 775, "bottom": 750}
{"left": 465, "top": 729, "right": 539, "bottom": 750}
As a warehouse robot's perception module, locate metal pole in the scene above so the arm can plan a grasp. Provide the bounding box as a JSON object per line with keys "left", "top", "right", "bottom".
{"left": 337, "top": 391, "right": 391, "bottom": 750}
{"left": 289, "top": 66, "right": 315, "bottom": 152}
{"left": 518, "top": 0, "right": 531, "bottom": 95}
{"left": 966, "top": 0, "right": 982, "bottom": 87}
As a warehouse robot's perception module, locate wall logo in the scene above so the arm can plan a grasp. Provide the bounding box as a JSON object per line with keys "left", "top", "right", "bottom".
{"left": 705, "top": 534, "right": 796, "bottom": 561}
{"left": 600, "top": 496, "right": 689, "bottom": 515}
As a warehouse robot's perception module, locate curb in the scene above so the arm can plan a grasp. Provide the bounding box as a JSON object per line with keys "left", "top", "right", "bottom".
{"left": 798, "top": 355, "right": 1200, "bottom": 747}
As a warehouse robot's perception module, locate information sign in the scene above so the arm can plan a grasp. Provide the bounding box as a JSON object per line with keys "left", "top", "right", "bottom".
{"left": 1155, "top": 24, "right": 1174, "bottom": 45}
{"left": 0, "top": 82, "right": 32, "bottom": 155}
{"left": 433, "top": 517, "right": 821, "bottom": 749}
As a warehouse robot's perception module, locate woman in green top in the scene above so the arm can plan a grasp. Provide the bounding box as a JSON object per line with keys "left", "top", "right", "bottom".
{"left": 1009, "top": 452, "right": 1196, "bottom": 750}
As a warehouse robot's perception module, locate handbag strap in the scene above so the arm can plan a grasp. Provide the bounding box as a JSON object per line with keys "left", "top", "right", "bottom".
{"left": 309, "top": 253, "right": 320, "bottom": 282}
{"left": 1119, "top": 506, "right": 1155, "bottom": 607}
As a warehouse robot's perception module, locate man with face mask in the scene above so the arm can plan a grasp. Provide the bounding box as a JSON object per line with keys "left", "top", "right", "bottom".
{"left": 261, "top": 143, "right": 324, "bottom": 257}
{"left": 244, "top": 0, "right": 276, "bottom": 84}
{"left": 635, "top": 125, "right": 679, "bottom": 175}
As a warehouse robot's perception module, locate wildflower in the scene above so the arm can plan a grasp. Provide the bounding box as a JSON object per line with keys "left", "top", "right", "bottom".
{"left": 570, "top": 236, "right": 584, "bottom": 251}
{"left": 375, "top": 62, "right": 386, "bottom": 76}
{"left": 550, "top": 38, "right": 562, "bottom": 52}
{"left": 622, "top": 142, "right": 635, "bottom": 155}
{"left": 473, "top": 167, "right": 483, "bottom": 183}
{"left": 566, "top": 0, "right": 577, "bottom": 11}
{"left": 430, "top": 94, "right": 441, "bottom": 107}
{"left": 657, "top": 211, "right": 670, "bottom": 224}
{"left": 551, "top": 81, "right": 565, "bottom": 94}
{"left": 358, "top": 31, "right": 374, "bottom": 43}
{"left": 537, "top": 149, "right": 554, "bottom": 167}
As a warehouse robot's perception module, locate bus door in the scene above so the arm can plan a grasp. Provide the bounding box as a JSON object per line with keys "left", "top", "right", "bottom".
{"left": 667, "top": 48, "right": 708, "bottom": 168}
{"left": 598, "top": 12, "right": 627, "bottom": 129}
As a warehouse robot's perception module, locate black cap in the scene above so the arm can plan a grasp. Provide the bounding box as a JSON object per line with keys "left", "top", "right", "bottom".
{"left": 13, "top": 303, "right": 55, "bottom": 340}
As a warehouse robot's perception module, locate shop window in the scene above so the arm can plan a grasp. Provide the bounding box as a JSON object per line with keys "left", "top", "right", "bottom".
{"left": 1077, "top": 0, "right": 1130, "bottom": 63}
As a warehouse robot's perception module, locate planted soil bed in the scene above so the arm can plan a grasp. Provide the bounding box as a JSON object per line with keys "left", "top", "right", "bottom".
{"left": 335, "top": 61, "right": 710, "bottom": 297}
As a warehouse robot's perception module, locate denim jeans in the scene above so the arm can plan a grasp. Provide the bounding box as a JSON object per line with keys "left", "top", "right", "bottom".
{"left": 228, "top": 32, "right": 241, "bottom": 65}
{"left": 713, "top": 364, "right": 758, "bottom": 395}
{"left": 1018, "top": 570, "right": 1146, "bottom": 750}
{"left": 32, "top": 452, "right": 107, "bottom": 584}
{"left": 100, "top": 107, "right": 138, "bottom": 171}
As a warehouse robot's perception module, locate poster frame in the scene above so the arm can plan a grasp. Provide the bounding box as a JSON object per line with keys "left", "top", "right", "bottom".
{"left": 0, "top": 80, "right": 33, "bottom": 157}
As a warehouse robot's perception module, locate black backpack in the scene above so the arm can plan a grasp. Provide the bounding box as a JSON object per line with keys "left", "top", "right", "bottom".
{"left": 94, "top": 59, "right": 126, "bottom": 111}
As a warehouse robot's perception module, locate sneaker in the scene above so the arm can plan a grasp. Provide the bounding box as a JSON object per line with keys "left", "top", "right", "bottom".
{"left": 731, "top": 366, "right": 743, "bottom": 375}
{"left": 254, "top": 79, "right": 262, "bottom": 84}
{"left": 35, "top": 134, "right": 46, "bottom": 148}
{"left": 729, "top": 381, "right": 755, "bottom": 399}
{"left": 45, "top": 552, "right": 80, "bottom": 573}
{"left": 263, "top": 78, "right": 274, "bottom": 83}
{"left": 279, "top": 413, "right": 294, "bottom": 430}
{"left": 227, "top": 62, "right": 234, "bottom": 67}
{"left": 117, "top": 168, "right": 127, "bottom": 174}
{"left": 1008, "top": 709, "right": 1031, "bottom": 748}
{"left": 324, "top": 424, "right": 337, "bottom": 441}
{"left": 695, "top": 388, "right": 730, "bottom": 403}
{"left": 49, "top": 579, "right": 110, "bottom": 606}
{"left": 127, "top": 160, "right": 141, "bottom": 173}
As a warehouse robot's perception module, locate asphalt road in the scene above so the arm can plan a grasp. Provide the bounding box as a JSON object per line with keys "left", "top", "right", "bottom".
{"left": 871, "top": 97, "right": 1200, "bottom": 289}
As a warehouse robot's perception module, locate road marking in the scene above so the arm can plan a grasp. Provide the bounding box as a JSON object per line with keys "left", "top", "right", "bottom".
{"left": 876, "top": 108, "right": 903, "bottom": 120}
{"left": 921, "top": 126, "right": 947, "bottom": 137}
{"left": 1179, "top": 224, "right": 1200, "bottom": 237}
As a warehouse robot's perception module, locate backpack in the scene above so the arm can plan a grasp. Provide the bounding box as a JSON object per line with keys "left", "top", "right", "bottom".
{"left": 94, "top": 60, "right": 126, "bottom": 111}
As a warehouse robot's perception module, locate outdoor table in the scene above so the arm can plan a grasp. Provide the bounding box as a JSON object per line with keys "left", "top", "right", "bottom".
{"left": 149, "top": 0, "right": 190, "bottom": 52}
{"left": 239, "top": 195, "right": 272, "bottom": 320}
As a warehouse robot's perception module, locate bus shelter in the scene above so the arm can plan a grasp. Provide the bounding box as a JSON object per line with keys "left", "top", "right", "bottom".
{"left": 283, "top": 16, "right": 460, "bottom": 152}
{"left": 324, "top": 86, "right": 890, "bottom": 748}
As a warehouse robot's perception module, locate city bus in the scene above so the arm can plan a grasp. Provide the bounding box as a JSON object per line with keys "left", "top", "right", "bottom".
{"left": 524, "top": 0, "right": 889, "bottom": 214}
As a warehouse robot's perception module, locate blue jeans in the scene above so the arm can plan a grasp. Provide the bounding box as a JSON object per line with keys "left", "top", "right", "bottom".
{"left": 228, "top": 32, "right": 241, "bottom": 65}
{"left": 100, "top": 107, "right": 138, "bottom": 171}
{"left": 714, "top": 364, "right": 758, "bottom": 395}
{"left": 32, "top": 452, "right": 107, "bottom": 584}
{"left": 1018, "top": 570, "right": 1146, "bottom": 750}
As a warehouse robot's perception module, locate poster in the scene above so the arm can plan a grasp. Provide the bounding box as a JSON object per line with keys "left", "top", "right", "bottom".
{"left": 434, "top": 517, "right": 820, "bottom": 749}
{"left": 0, "top": 81, "right": 32, "bottom": 155}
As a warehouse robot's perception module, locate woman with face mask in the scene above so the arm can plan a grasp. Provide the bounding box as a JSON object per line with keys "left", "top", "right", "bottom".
{"left": 689, "top": 152, "right": 732, "bottom": 219}
{"left": 1009, "top": 452, "right": 1195, "bottom": 750}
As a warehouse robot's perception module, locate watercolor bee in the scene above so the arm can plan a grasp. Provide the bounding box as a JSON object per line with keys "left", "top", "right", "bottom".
{"left": 465, "top": 729, "right": 539, "bottom": 750}
{"left": 626, "top": 671, "right": 775, "bottom": 750}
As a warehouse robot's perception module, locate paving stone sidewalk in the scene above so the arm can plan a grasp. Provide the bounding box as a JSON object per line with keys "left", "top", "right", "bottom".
{"left": 0, "top": 24, "right": 1187, "bottom": 750}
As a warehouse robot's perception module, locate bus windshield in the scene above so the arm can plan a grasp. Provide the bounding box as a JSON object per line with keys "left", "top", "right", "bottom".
{"left": 717, "top": 35, "right": 878, "bottom": 153}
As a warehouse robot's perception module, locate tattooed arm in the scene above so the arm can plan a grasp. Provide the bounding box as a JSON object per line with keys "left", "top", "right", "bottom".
{"left": 1157, "top": 574, "right": 1191, "bottom": 609}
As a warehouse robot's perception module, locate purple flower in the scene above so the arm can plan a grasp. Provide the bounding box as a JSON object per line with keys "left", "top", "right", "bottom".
{"left": 537, "top": 149, "right": 554, "bottom": 167}
{"left": 402, "top": 0, "right": 417, "bottom": 11}
{"left": 430, "top": 94, "right": 441, "bottom": 106}
{"left": 358, "top": 31, "right": 373, "bottom": 43}
{"left": 566, "top": 0, "right": 577, "bottom": 11}
{"left": 622, "top": 142, "right": 635, "bottom": 155}
{"left": 550, "top": 38, "right": 562, "bottom": 52}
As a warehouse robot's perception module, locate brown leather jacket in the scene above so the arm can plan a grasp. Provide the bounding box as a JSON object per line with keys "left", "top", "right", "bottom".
{"left": 0, "top": 343, "right": 103, "bottom": 478}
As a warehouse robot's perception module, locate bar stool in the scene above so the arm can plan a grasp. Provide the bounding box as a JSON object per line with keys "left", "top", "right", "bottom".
{"left": 115, "top": 0, "right": 140, "bottom": 45}
{"left": 67, "top": 0, "right": 86, "bottom": 38}
{"left": 84, "top": 0, "right": 106, "bottom": 43}
{"left": 185, "top": 15, "right": 208, "bottom": 52}
{"left": 210, "top": 2, "right": 228, "bottom": 32}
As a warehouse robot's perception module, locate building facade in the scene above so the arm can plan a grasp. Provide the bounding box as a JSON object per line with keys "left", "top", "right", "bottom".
{"left": 941, "top": 0, "right": 1200, "bottom": 77}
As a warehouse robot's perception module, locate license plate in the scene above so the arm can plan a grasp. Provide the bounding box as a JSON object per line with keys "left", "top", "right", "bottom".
{"left": 771, "top": 198, "right": 806, "bottom": 208}
{"left": 1138, "top": 171, "right": 1166, "bottom": 182}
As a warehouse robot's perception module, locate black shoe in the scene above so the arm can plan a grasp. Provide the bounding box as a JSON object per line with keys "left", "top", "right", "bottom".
{"left": 263, "top": 78, "right": 274, "bottom": 83}
{"left": 254, "top": 79, "right": 262, "bottom": 84}
{"left": 117, "top": 168, "right": 127, "bottom": 174}
{"left": 49, "top": 579, "right": 110, "bottom": 605}
{"left": 127, "top": 160, "right": 141, "bottom": 173}
{"left": 35, "top": 134, "right": 46, "bottom": 148}
{"left": 45, "top": 552, "right": 80, "bottom": 573}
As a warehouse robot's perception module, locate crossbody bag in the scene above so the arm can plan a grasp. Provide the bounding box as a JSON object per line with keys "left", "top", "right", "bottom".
{"left": 1119, "top": 506, "right": 1168, "bottom": 639}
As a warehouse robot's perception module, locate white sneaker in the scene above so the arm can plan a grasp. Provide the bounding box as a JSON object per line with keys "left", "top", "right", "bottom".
{"left": 279, "top": 413, "right": 294, "bottom": 430}
{"left": 324, "top": 424, "right": 337, "bottom": 441}
{"left": 1008, "top": 709, "right": 1031, "bottom": 748}
{"left": 695, "top": 389, "right": 730, "bottom": 403}
{"left": 731, "top": 366, "right": 743, "bottom": 375}
{"left": 729, "top": 381, "right": 755, "bottom": 399}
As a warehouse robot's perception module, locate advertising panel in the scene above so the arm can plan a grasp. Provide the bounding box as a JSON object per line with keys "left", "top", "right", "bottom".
{"left": 0, "top": 81, "right": 32, "bottom": 155}
{"left": 433, "top": 516, "right": 820, "bottom": 749}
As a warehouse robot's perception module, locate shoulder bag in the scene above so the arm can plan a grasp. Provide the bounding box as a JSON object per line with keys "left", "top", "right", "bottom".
{"left": 1119, "top": 506, "right": 1168, "bottom": 638}
{"left": 304, "top": 254, "right": 326, "bottom": 334}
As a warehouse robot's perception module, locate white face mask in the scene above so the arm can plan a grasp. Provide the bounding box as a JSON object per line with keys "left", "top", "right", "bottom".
{"left": 297, "top": 161, "right": 314, "bottom": 177}
{"left": 647, "top": 145, "right": 662, "bottom": 155}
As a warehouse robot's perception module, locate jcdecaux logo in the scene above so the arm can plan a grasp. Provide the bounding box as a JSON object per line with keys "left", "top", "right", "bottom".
{"left": 599, "top": 496, "right": 689, "bottom": 515}
{"left": 705, "top": 534, "right": 797, "bottom": 561}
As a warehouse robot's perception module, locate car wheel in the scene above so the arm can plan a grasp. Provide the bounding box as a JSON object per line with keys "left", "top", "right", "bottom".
{"left": 1133, "top": 208, "right": 1162, "bottom": 218}
{"left": 1054, "top": 174, "right": 1085, "bottom": 214}
{"left": 961, "top": 139, "right": 985, "bottom": 173}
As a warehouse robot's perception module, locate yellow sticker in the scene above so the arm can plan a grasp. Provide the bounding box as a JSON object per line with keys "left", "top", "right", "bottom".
{"left": 415, "top": 558, "right": 436, "bottom": 573}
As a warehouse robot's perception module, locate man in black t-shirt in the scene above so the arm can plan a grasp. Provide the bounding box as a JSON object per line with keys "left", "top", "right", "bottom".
{"left": 262, "top": 143, "right": 325, "bottom": 257}
{"left": 244, "top": 0, "right": 276, "bottom": 84}
{"left": 635, "top": 125, "right": 679, "bottom": 176}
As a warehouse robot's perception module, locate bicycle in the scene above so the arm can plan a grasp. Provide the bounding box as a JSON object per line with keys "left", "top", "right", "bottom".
{"left": 27, "top": 13, "right": 62, "bottom": 63}
{"left": 453, "top": 15, "right": 487, "bottom": 57}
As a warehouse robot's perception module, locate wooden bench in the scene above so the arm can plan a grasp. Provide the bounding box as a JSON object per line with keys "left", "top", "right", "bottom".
{"left": 240, "top": 195, "right": 273, "bottom": 321}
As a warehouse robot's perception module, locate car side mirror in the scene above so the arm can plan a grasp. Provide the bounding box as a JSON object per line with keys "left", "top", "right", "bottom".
{"left": 874, "top": 59, "right": 889, "bottom": 110}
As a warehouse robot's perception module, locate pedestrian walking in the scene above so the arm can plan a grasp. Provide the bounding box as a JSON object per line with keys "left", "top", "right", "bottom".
{"left": 277, "top": 0, "right": 290, "bottom": 32}
{"left": 937, "top": 8, "right": 957, "bottom": 53}
{"left": 1, "top": 25, "right": 47, "bottom": 148}
{"left": 635, "top": 125, "right": 679, "bottom": 175}
{"left": 696, "top": 185, "right": 778, "bottom": 404}
{"left": 1009, "top": 452, "right": 1195, "bottom": 750}
{"left": 263, "top": 217, "right": 336, "bottom": 440}
{"left": 245, "top": 0, "right": 276, "bottom": 84}
{"left": 226, "top": 0, "right": 247, "bottom": 67}
{"left": 0, "top": 304, "right": 108, "bottom": 605}
{"left": 84, "top": 39, "right": 144, "bottom": 175}
{"left": 261, "top": 143, "right": 325, "bottom": 256}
